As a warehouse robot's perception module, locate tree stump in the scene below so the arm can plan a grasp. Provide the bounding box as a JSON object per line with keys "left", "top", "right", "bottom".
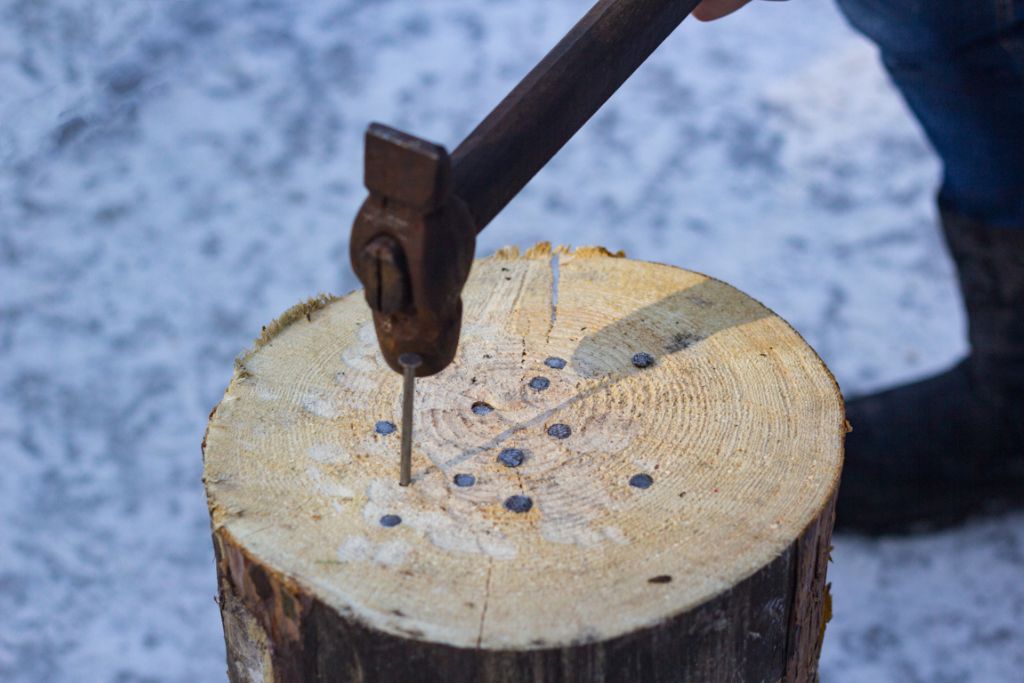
{"left": 203, "top": 244, "right": 845, "bottom": 683}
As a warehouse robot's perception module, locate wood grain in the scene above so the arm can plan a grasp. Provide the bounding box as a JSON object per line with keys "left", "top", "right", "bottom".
{"left": 204, "top": 244, "right": 845, "bottom": 682}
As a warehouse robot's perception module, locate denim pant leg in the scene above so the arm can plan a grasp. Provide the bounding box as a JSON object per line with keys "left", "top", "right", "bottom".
{"left": 835, "top": 0, "right": 1024, "bottom": 228}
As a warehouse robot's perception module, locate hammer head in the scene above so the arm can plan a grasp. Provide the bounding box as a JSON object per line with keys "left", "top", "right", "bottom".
{"left": 350, "top": 123, "right": 477, "bottom": 377}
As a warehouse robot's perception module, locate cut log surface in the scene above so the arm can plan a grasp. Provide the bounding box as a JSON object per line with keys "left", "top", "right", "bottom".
{"left": 204, "top": 244, "right": 845, "bottom": 683}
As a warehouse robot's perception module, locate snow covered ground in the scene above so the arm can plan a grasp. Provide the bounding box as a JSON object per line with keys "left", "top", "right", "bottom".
{"left": 1, "top": 0, "right": 1021, "bottom": 681}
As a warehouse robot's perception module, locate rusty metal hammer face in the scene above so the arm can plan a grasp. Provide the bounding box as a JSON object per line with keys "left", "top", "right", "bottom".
{"left": 350, "top": 123, "right": 477, "bottom": 377}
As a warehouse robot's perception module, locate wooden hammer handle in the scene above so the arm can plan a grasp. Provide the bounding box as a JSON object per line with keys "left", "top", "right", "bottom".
{"left": 450, "top": 0, "right": 704, "bottom": 233}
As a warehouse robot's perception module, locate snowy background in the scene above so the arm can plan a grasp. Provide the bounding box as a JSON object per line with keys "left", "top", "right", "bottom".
{"left": 2, "top": 0, "right": 1022, "bottom": 681}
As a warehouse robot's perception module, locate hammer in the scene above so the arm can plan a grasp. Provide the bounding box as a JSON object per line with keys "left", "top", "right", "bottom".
{"left": 349, "top": 0, "right": 776, "bottom": 483}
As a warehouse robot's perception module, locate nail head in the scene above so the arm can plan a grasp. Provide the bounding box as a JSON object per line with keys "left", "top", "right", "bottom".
{"left": 375, "top": 421, "right": 396, "bottom": 435}
{"left": 454, "top": 473, "right": 476, "bottom": 487}
{"left": 632, "top": 352, "right": 655, "bottom": 368}
{"left": 630, "top": 473, "right": 654, "bottom": 489}
{"left": 471, "top": 401, "right": 494, "bottom": 415}
{"left": 503, "top": 495, "right": 533, "bottom": 513}
{"left": 380, "top": 514, "right": 402, "bottom": 527}
{"left": 398, "top": 352, "right": 423, "bottom": 368}
{"left": 529, "top": 377, "right": 550, "bottom": 391}
{"left": 547, "top": 423, "right": 571, "bottom": 439}
{"left": 545, "top": 357, "right": 566, "bottom": 369}
{"left": 498, "top": 448, "right": 525, "bottom": 467}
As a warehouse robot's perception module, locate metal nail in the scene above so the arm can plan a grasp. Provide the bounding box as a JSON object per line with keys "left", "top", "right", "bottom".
{"left": 632, "top": 352, "right": 654, "bottom": 368}
{"left": 503, "top": 495, "right": 533, "bottom": 513}
{"left": 398, "top": 352, "right": 423, "bottom": 486}
{"left": 471, "top": 401, "right": 494, "bottom": 415}
{"left": 547, "top": 423, "right": 571, "bottom": 439}
{"left": 498, "top": 448, "right": 525, "bottom": 467}
{"left": 630, "top": 473, "right": 654, "bottom": 489}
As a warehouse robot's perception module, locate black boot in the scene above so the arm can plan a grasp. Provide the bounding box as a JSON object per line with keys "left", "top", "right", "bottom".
{"left": 835, "top": 205, "right": 1024, "bottom": 534}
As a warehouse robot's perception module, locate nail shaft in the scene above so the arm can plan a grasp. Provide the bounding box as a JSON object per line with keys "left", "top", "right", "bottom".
{"left": 397, "top": 352, "right": 422, "bottom": 486}
{"left": 400, "top": 364, "right": 413, "bottom": 485}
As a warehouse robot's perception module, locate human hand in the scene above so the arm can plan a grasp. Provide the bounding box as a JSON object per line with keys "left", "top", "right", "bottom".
{"left": 691, "top": 0, "right": 756, "bottom": 22}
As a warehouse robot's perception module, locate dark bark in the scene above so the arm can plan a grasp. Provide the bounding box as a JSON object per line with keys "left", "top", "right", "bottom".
{"left": 214, "top": 516, "right": 833, "bottom": 683}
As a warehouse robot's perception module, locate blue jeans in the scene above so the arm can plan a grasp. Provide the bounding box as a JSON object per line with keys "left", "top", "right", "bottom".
{"left": 835, "top": 0, "right": 1024, "bottom": 228}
